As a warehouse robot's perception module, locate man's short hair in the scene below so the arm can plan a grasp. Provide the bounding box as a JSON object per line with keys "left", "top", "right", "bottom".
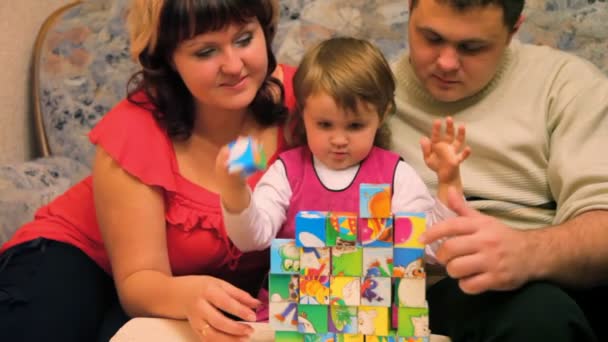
{"left": 410, "top": 0, "right": 525, "bottom": 31}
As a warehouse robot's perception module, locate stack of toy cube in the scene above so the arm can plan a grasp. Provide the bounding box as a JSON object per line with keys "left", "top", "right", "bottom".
{"left": 269, "top": 183, "right": 430, "bottom": 341}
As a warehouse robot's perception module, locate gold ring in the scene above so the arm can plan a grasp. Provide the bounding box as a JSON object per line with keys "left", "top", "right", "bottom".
{"left": 201, "top": 323, "right": 210, "bottom": 336}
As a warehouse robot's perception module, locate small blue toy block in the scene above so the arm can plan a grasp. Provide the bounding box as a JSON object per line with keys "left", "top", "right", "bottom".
{"left": 329, "top": 306, "right": 358, "bottom": 334}
{"left": 275, "top": 331, "right": 304, "bottom": 341}
{"left": 396, "top": 305, "right": 429, "bottom": 338}
{"left": 227, "top": 136, "right": 267, "bottom": 177}
{"left": 359, "top": 184, "right": 392, "bottom": 218}
{"left": 299, "top": 274, "right": 330, "bottom": 305}
{"left": 363, "top": 247, "right": 394, "bottom": 278}
{"left": 392, "top": 248, "right": 424, "bottom": 278}
{"left": 326, "top": 212, "right": 358, "bottom": 247}
{"left": 395, "top": 278, "right": 426, "bottom": 308}
{"left": 330, "top": 276, "right": 361, "bottom": 306}
{"left": 270, "top": 274, "right": 299, "bottom": 303}
{"left": 358, "top": 306, "right": 391, "bottom": 336}
{"left": 394, "top": 212, "right": 426, "bottom": 248}
{"left": 298, "top": 304, "right": 329, "bottom": 334}
{"left": 271, "top": 239, "right": 301, "bottom": 274}
{"left": 296, "top": 211, "right": 329, "bottom": 247}
{"left": 300, "top": 247, "right": 330, "bottom": 277}
{"left": 270, "top": 302, "right": 299, "bottom": 331}
{"left": 332, "top": 244, "right": 363, "bottom": 277}
{"left": 359, "top": 217, "right": 394, "bottom": 247}
{"left": 360, "top": 276, "right": 392, "bottom": 307}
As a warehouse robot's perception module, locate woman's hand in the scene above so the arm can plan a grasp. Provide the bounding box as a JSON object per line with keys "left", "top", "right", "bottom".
{"left": 187, "top": 276, "right": 261, "bottom": 341}
{"left": 420, "top": 116, "right": 471, "bottom": 183}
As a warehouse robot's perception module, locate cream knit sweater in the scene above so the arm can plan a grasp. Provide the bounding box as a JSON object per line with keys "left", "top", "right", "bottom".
{"left": 390, "top": 40, "right": 608, "bottom": 229}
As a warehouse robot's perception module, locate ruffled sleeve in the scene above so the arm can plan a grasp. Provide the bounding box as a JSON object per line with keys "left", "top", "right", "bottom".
{"left": 88, "top": 94, "right": 177, "bottom": 191}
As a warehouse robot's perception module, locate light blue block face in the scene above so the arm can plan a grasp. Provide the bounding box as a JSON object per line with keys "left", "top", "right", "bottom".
{"left": 227, "top": 136, "right": 266, "bottom": 177}
{"left": 393, "top": 248, "right": 424, "bottom": 276}
{"left": 359, "top": 183, "right": 391, "bottom": 218}
{"left": 304, "top": 332, "right": 336, "bottom": 342}
{"left": 360, "top": 276, "right": 392, "bottom": 307}
{"left": 296, "top": 211, "right": 328, "bottom": 247}
{"left": 271, "top": 239, "right": 301, "bottom": 274}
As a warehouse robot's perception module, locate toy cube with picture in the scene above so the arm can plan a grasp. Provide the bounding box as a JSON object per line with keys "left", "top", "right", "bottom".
{"left": 394, "top": 212, "right": 426, "bottom": 248}
{"left": 326, "top": 212, "right": 358, "bottom": 246}
{"left": 227, "top": 136, "right": 267, "bottom": 177}
{"left": 270, "top": 183, "right": 430, "bottom": 340}
{"left": 296, "top": 211, "right": 329, "bottom": 247}
{"left": 331, "top": 242, "right": 363, "bottom": 277}
{"left": 359, "top": 183, "right": 391, "bottom": 218}
{"left": 271, "top": 239, "right": 301, "bottom": 274}
{"left": 359, "top": 217, "right": 394, "bottom": 247}
{"left": 328, "top": 306, "right": 358, "bottom": 334}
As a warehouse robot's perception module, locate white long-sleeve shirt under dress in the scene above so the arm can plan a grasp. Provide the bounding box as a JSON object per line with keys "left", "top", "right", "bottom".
{"left": 222, "top": 156, "right": 455, "bottom": 262}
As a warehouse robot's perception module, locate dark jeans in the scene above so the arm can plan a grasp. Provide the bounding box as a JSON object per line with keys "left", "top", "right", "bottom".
{"left": 428, "top": 277, "right": 601, "bottom": 342}
{"left": 0, "top": 239, "right": 130, "bottom": 342}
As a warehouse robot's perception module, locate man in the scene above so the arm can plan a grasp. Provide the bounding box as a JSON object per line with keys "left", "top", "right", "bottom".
{"left": 390, "top": 0, "right": 608, "bottom": 340}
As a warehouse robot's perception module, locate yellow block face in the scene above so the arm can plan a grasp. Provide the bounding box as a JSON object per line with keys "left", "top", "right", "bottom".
{"left": 358, "top": 306, "right": 390, "bottom": 336}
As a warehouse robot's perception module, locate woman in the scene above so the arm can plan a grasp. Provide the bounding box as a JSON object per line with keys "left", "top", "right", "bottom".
{"left": 0, "top": 1, "right": 295, "bottom": 341}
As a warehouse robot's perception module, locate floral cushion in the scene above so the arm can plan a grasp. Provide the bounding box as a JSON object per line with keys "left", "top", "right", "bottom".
{"left": 37, "top": 0, "right": 608, "bottom": 167}
{"left": 1, "top": 0, "right": 606, "bottom": 245}
{"left": 0, "top": 156, "right": 89, "bottom": 243}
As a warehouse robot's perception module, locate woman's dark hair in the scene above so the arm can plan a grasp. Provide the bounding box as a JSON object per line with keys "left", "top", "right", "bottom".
{"left": 127, "top": 0, "right": 287, "bottom": 140}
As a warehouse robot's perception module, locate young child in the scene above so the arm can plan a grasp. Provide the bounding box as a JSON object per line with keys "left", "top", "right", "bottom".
{"left": 215, "top": 37, "right": 470, "bottom": 259}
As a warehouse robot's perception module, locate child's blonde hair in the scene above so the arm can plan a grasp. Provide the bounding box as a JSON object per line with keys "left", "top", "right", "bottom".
{"left": 290, "top": 37, "right": 396, "bottom": 149}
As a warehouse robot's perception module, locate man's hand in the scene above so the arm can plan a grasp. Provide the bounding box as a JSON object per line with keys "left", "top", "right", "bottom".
{"left": 420, "top": 188, "right": 534, "bottom": 294}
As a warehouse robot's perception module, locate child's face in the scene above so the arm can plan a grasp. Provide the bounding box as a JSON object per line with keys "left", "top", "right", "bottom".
{"left": 302, "top": 92, "right": 380, "bottom": 170}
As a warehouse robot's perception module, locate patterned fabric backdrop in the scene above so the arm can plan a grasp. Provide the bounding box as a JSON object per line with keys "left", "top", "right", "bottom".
{"left": 1, "top": 0, "right": 607, "bottom": 243}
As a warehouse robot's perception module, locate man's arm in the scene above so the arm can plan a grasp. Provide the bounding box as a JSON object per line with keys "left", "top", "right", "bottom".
{"left": 529, "top": 209, "right": 608, "bottom": 287}
{"left": 421, "top": 191, "right": 608, "bottom": 294}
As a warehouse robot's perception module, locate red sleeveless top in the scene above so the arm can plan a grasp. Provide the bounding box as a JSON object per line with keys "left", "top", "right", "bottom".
{"left": 1, "top": 65, "right": 297, "bottom": 288}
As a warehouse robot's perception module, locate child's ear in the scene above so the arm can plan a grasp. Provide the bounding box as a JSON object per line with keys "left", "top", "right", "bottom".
{"left": 381, "top": 103, "right": 395, "bottom": 123}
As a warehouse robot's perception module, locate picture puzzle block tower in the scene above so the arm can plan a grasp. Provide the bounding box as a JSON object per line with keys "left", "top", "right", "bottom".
{"left": 269, "top": 183, "right": 430, "bottom": 341}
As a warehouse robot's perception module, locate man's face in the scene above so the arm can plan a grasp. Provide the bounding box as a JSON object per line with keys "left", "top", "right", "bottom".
{"left": 408, "top": 0, "right": 516, "bottom": 102}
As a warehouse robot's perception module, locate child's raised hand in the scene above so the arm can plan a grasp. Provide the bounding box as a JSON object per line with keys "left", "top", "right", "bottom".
{"left": 420, "top": 117, "right": 471, "bottom": 183}
{"left": 214, "top": 145, "right": 247, "bottom": 196}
